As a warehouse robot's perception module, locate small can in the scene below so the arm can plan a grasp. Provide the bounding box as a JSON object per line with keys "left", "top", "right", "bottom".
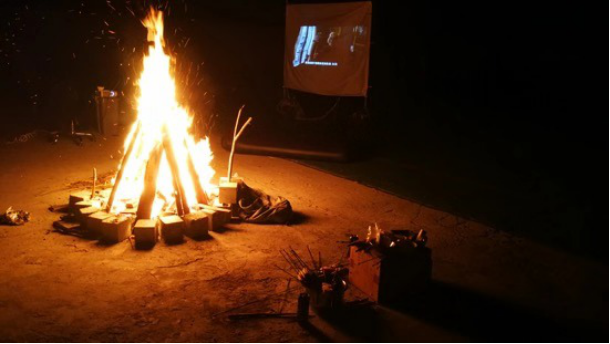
{"left": 297, "top": 292, "right": 310, "bottom": 323}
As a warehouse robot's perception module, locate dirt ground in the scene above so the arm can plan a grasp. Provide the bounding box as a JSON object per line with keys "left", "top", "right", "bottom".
{"left": 0, "top": 134, "right": 606, "bottom": 342}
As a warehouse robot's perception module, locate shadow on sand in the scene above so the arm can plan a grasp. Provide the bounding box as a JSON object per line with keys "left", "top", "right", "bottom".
{"left": 303, "top": 280, "right": 606, "bottom": 342}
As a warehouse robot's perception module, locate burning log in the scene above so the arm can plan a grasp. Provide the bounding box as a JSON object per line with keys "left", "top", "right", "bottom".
{"left": 106, "top": 122, "right": 142, "bottom": 212}
{"left": 162, "top": 125, "right": 190, "bottom": 216}
{"left": 185, "top": 140, "right": 210, "bottom": 205}
{"left": 136, "top": 143, "right": 163, "bottom": 219}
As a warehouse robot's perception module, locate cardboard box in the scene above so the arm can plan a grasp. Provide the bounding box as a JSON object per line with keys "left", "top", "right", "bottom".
{"left": 348, "top": 245, "right": 431, "bottom": 304}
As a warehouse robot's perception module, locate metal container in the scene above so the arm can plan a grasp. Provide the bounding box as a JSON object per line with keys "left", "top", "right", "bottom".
{"left": 94, "top": 86, "right": 119, "bottom": 136}
{"left": 297, "top": 292, "right": 310, "bottom": 323}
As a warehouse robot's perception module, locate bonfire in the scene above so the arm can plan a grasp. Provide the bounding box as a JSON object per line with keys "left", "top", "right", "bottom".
{"left": 57, "top": 9, "right": 233, "bottom": 245}
{"left": 106, "top": 9, "right": 216, "bottom": 219}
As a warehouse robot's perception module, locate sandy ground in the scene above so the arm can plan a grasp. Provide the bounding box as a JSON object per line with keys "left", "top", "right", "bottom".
{"left": 0, "top": 134, "right": 606, "bottom": 342}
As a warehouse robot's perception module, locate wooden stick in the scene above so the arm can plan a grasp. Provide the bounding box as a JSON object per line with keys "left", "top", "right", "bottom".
{"left": 234, "top": 117, "right": 253, "bottom": 142}
{"left": 232, "top": 106, "right": 245, "bottom": 145}
{"left": 289, "top": 247, "right": 311, "bottom": 270}
{"left": 284, "top": 249, "right": 304, "bottom": 270}
{"left": 226, "top": 116, "right": 252, "bottom": 180}
{"left": 279, "top": 250, "right": 298, "bottom": 270}
{"left": 106, "top": 122, "right": 141, "bottom": 211}
{"left": 279, "top": 250, "right": 301, "bottom": 272}
{"left": 289, "top": 247, "right": 308, "bottom": 270}
{"left": 162, "top": 125, "right": 190, "bottom": 216}
{"left": 318, "top": 251, "right": 322, "bottom": 269}
{"left": 307, "top": 245, "right": 318, "bottom": 270}
{"left": 184, "top": 140, "right": 209, "bottom": 205}
{"left": 227, "top": 105, "right": 246, "bottom": 180}
{"left": 273, "top": 264, "right": 298, "bottom": 279}
{"left": 212, "top": 285, "right": 302, "bottom": 317}
{"left": 202, "top": 204, "right": 231, "bottom": 213}
{"left": 278, "top": 278, "right": 292, "bottom": 314}
{"left": 91, "top": 168, "right": 97, "bottom": 199}
{"left": 136, "top": 143, "right": 162, "bottom": 219}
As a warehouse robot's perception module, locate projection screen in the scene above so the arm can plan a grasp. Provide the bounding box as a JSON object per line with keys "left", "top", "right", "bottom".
{"left": 284, "top": 1, "right": 372, "bottom": 97}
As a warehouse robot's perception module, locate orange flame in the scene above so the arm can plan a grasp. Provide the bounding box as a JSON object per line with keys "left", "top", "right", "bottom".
{"left": 110, "top": 10, "right": 215, "bottom": 217}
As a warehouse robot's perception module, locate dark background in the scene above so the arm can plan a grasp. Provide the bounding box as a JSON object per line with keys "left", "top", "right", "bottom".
{"left": 0, "top": 1, "right": 606, "bottom": 258}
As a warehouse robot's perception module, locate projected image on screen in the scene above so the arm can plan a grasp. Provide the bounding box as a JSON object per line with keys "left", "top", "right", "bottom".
{"left": 284, "top": 2, "right": 372, "bottom": 96}
{"left": 293, "top": 25, "right": 368, "bottom": 68}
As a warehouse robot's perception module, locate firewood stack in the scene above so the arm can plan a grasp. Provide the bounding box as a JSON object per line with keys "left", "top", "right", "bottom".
{"left": 54, "top": 123, "right": 233, "bottom": 249}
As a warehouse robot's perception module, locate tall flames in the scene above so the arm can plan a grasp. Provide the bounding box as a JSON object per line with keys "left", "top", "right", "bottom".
{"left": 108, "top": 10, "right": 215, "bottom": 218}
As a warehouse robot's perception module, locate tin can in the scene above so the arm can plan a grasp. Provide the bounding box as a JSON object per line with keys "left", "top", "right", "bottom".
{"left": 297, "top": 292, "right": 310, "bottom": 323}
{"left": 94, "top": 86, "right": 119, "bottom": 136}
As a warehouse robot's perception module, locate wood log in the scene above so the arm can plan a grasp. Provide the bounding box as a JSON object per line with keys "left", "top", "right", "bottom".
{"left": 136, "top": 143, "right": 162, "bottom": 219}
{"left": 162, "top": 125, "right": 190, "bottom": 215}
{"left": 185, "top": 140, "right": 210, "bottom": 205}
{"left": 106, "top": 122, "right": 141, "bottom": 212}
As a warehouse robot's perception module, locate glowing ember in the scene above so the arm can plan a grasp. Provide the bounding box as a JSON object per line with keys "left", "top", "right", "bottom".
{"left": 108, "top": 10, "right": 215, "bottom": 218}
